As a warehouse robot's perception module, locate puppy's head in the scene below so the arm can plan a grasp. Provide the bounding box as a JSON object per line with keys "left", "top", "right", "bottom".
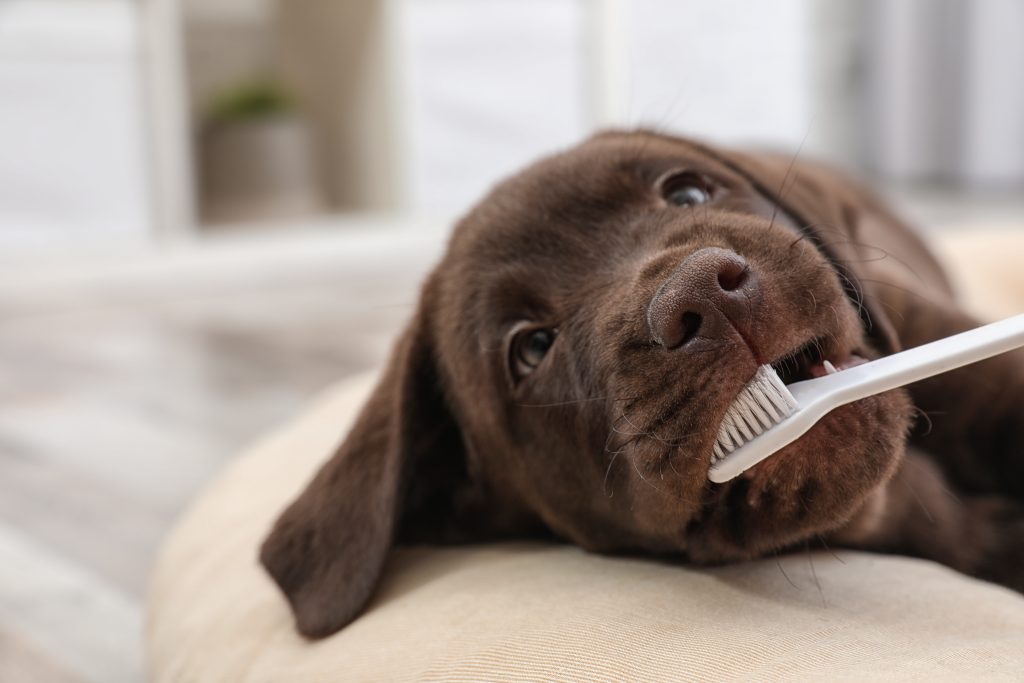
{"left": 261, "top": 131, "right": 912, "bottom": 637}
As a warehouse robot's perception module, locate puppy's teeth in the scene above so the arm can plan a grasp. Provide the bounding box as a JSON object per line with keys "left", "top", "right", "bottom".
{"left": 823, "top": 360, "right": 838, "bottom": 375}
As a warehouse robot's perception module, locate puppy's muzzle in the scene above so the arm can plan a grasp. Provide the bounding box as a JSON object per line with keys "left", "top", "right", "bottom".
{"left": 646, "top": 247, "right": 760, "bottom": 353}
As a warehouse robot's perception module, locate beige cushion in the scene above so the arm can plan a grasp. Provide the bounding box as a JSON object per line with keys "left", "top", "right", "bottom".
{"left": 146, "top": 231, "right": 1024, "bottom": 681}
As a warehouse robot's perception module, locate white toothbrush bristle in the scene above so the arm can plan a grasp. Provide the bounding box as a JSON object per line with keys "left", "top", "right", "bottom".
{"left": 711, "top": 365, "right": 798, "bottom": 464}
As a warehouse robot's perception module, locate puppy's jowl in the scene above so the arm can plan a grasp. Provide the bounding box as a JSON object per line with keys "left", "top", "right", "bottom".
{"left": 261, "top": 131, "right": 1024, "bottom": 638}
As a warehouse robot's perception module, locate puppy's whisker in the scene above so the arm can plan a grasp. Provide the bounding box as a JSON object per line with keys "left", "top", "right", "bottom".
{"left": 910, "top": 405, "right": 934, "bottom": 437}
{"left": 774, "top": 551, "right": 800, "bottom": 590}
{"left": 805, "top": 542, "right": 827, "bottom": 607}
{"left": 665, "top": 449, "right": 683, "bottom": 479}
{"left": 519, "top": 395, "right": 613, "bottom": 408}
{"left": 613, "top": 410, "right": 676, "bottom": 446}
{"left": 899, "top": 475, "right": 935, "bottom": 524}
{"left": 806, "top": 228, "right": 927, "bottom": 285}
{"left": 767, "top": 122, "right": 812, "bottom": 239}
{"left": 602, "top": 446, "right": 624, "bottom": 497}
{"left": 629, "top": 454, "right": 664, "bottom": 491}
{"left": 831, "top": 253, "right": 892, "bottom": 265}
{"left": 816, "top": 534, "right": 847, "bottom": 565}
{"left": 854, "top": 277, "right": 944, "bottom": 312}
{"left": 811, "top": 236, "right": 925, "bottom": 284}
{"left": 604, "top": 412, "right": 637, "bottom": 452}
{"left": 628, "top": 453, "right": 699, "bottom": 505}
{"left": 827, "top": 304, "right": 843, "bottom": 332}
{"left": 862, "top": 294, "right": 904, "bottom": 321}
{"left": 802, "top": 290, "right": 819, "bottom": 315}
{"left": 831, "top": 268, "right": 871, "bottom": 326}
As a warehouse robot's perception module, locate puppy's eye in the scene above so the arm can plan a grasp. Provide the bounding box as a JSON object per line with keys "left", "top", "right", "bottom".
{"left": 661, "top": 171, "right": 711, "bottom": 207}
{"left": 511, "top": 327, "right": 555, "bottom": 378}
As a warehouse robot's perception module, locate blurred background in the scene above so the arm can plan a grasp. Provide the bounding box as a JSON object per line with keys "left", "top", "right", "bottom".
{"left": 1, "top": 0, "right": 1022, "bottom": 680}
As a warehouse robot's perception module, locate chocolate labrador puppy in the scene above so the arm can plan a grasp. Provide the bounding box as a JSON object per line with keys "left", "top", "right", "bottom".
{"left": 261, "top": 130, "right": 1024, "bottom": 638}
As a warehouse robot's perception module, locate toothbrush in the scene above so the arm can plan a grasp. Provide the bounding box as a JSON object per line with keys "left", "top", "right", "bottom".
{"left": 708, "top": 313, "right": 1024, "bottom": 484}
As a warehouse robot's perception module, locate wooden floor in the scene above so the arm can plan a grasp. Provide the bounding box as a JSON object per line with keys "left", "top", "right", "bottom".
{"left": 0, "top": 234, "right": 436, "bottom": 682}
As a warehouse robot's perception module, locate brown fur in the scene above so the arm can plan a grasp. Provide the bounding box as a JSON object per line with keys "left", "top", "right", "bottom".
{"left": 260, "top": 131, "right": 1024, "bottom": 638}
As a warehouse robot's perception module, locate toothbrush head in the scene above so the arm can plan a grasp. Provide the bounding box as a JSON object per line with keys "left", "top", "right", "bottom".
{"left": 710, "top": 365, "right": 798, "bottom": 482}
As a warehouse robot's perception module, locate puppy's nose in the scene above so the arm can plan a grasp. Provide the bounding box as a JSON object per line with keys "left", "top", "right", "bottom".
{"left": 647, "top": 247, "right": 757, "bottom": 349}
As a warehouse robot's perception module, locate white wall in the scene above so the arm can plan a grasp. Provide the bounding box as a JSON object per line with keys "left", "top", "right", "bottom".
{"left": 404, "top": 0, "right": 588, "bottom": 214}
{"left": 864, "top": 0, "right": 1024, "bottom": 186}
{"left": 0, "top": 0, "right": 152, "bottom": 249}
{"left": 403, "top": 0, "right": 821, "bottom": 216}
{"left": 627, "top": 0, "right": 813, "bottom": 149}
{"left": 962, "top": 0, "right": 1024, "bottom": 185}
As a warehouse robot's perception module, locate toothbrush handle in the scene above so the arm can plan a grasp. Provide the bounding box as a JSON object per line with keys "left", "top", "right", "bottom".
{"left": 819, "top": 313, "right": 1024, "bottom": 403}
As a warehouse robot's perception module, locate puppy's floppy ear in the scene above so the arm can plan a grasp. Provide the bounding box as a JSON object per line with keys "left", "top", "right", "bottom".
{"left": 260, "top": 283, "right": 467, "bottom": 638}
{"left": 693, "top": 144, "right": 905, "bottom": 354}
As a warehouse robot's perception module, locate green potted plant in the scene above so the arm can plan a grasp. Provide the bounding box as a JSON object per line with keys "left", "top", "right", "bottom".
{"left": 200, "top": 81, "right": 324, "bottom": 224}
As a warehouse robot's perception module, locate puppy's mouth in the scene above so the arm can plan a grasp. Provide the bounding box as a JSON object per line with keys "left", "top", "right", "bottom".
{"left": 769, "top": 337, "right": 867, "bottom": 385}
{"left": 706, "top": 336, "right": 871, "bottom": 479}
